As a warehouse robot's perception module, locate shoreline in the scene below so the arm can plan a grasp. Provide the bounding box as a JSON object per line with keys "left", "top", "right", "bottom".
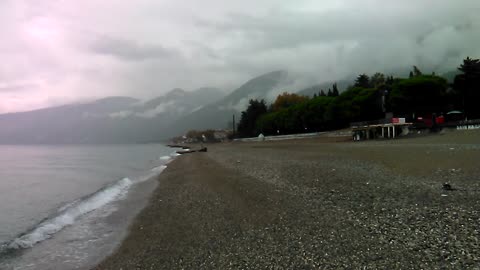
{"left": 94, "top": 130, "right": 480, "bottom": 269}
{"left": 94, "top": 152, "right": 284, "bottom": 269}
{"left": 0, "top": 145, "right": 175, "bottom": 270}
{"left": 0, "top": 171, "right": 161, "bottom": 270}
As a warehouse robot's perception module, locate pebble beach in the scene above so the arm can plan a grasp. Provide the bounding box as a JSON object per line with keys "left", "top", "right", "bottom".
{"left": 94, "top": 130, "right": 480, "bottom": 269}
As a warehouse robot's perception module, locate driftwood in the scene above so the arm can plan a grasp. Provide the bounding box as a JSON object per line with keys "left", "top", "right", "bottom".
{"left": 167, "top": 144, "right": 190, "bottom": 149}
{"left": 177, "top": 150, "right": 196, "bottom": 154}
{"left": 177, "top": 147, "right": 207, "bottom": 155}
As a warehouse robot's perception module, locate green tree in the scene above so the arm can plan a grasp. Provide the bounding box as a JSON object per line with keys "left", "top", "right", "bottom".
{"left": 271, "top": 92, "right": 309, "bottom": 111}
{"left": 237, "top": 99, "right": 268, "bottom": 137}
{"left": 453, "top": 57, "right": 480, "bottom": 118}
{"left": 389, "top": 75, "right": 448, "bottom": 116}
{"left": 319, "top": 90, "right": 326, "bottom": 96}
{"left": 256, "top": 96, "right": 335, "bottom": 135}
{"left": 370, "top": 73, "right": 386, "bottom": 89}
{"left": 354, "top": 74, "right": 371, "bottom": 88}
{"left": 325, "top": 87, "right": 383, "bottom": 126}
{"left": 256, "top": 111, "right": 279, "bottom": 135}
{"left": 302, "top": 96, "right": 335, "bottom": 131}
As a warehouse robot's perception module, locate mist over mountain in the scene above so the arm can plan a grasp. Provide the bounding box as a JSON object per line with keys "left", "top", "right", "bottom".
{"left": 108, "top": 87, "right": 224, "bottom": 120}
{"left": 0, "top": 88, "right": 224, "bottom": 144}
{"left": 164, "top": 70, "right": 290, "bottom": 137}
{"left": 0, "top": 66, "right": 463, "bottom": 143}
{"left": 0, "top": 71, "right": 292, "bottom": 143}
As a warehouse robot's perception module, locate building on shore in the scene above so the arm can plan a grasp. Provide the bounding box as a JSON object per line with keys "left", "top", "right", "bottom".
{"left": 351, "top": 118, "right": 412, "bottom": 141}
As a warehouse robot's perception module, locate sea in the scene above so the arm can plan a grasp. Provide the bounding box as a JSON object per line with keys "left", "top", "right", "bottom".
{"left": 0, "top": 144, "right": 179, "bottom": 270}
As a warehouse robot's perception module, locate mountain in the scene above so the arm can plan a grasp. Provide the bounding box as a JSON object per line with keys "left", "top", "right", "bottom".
{"left": 218, "top": 70, "right": 289, "bottom": 106}
{"left": 166, "top": 71, "right": 289, "bottom": 136}
{"left": 0, "top": 88, "right": 224, "bottom": 144}
{"left": 0, "top": 67, "right": 462, "bottom": 143}
{"left": 0, "top": 69, "right": 291, "bottom": 143}
{"left": 111, "top": 87, "right": 223, "bottom": 120}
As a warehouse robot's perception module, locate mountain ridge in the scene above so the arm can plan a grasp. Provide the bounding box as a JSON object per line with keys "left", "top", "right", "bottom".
{"left": 0, "top": 87, "right": 224, "bottom": 143}
{"left": 0, "top": 68, "right": 461, "bottom": 143}
{"left": 164, "top": 70, "right": 290, "bottom": 137}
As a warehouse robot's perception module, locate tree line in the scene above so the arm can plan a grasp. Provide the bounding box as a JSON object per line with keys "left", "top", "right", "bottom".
{"left": 237, "top": 57, "right": 480, "bottom": 138}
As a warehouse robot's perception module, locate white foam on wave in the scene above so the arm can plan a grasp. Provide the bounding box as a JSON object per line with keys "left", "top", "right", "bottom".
{"left": 4, "top": 149, "right": 180, "bottom": 252}
{"left": 159, "top": 155, "right": 175, "bottom": 165}
{"left": 8, "top": 178, "right": 133, "bottom": 250}
{"left": 151, "top": 165, "right": 167, "bottom": 173}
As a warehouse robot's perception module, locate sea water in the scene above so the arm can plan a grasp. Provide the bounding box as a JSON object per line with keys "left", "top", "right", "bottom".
{"left": 0, "top": 144, "right": 177, "bottom": 269}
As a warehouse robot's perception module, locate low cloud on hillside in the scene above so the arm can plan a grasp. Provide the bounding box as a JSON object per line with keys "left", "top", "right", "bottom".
{"left": 0, "top": 0, "right": 479, "bottom": 113}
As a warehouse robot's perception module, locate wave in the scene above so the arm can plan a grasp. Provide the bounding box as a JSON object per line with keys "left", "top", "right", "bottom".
{"left": 6, "top": 177, "right": 133, "bottom": 250}
{"left": 1, "top": 152, "right": 178, "bottom": 254}
{"left": 151, "top": 165, "right": 167, "bottom": 173}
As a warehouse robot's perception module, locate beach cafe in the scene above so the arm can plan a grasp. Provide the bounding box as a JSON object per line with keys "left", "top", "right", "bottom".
{"left": 351, "top": 118, "right": 412, "bottom": 141}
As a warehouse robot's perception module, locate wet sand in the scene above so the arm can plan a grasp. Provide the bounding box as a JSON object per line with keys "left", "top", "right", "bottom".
{"left": 94, "top": 130, "right": 480, "bottom": 269}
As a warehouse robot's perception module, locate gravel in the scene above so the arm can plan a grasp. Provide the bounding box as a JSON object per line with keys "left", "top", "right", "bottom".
{"left": 95, "top": 131, "right": 480, "bottom": 269}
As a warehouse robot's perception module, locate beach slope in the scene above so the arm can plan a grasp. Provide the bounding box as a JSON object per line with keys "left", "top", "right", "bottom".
{"left": 95, "top": 131, "right": 480, "bottom": 269}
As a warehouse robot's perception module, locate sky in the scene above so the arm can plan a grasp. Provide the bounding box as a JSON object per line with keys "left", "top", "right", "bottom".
{"left": 0, "top": 0, "right": 479, "bottom": 113}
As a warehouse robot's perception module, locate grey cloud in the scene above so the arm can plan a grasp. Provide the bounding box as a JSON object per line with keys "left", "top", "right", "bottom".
{"left": 194, "top": 2, "right": 480, "bottom": 83}
{"left": 107, "top": 110, "right": 133, "bottom": 119}
{"left": 198, "top": 10, "right": 425, "bottom": 51}
{"left": 0, "top": 84, "right": 37, "bottom": 93}
{"left": 89, "top": 36, "right": 180, "bottom": 61}
{"left": 106, "top": 101, "right": 185, "bottom": 119}
{"left": 136, "top": 101, "right": 178, "bottom": 118}
{"left": 1, "top": 0, "right": 480, "bottom": 113}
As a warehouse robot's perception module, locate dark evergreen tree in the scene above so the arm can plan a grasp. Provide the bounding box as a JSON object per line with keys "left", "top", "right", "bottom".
{"left": 237, "top": 99, "right": 268, "bottom": 137}
{"left": 327, "top": 88, "right": 333, "bottom": 96}
{"left": 385, "top": 76, "right": 394, "bottom": 87}
{"left": 453, "top": 57, "right": 480, "bottom": 118}
{"left": 332, "top": 83, "right": 339, "bottom": 96}
{"left": 354, "top": 74, "right": 371, "bottom": 88}
{"left": 413, "top": 66, "right": 423, "bottom": 77}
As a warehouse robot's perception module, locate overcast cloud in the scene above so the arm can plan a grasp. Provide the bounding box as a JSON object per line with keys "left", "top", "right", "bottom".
{"left": 0, "top": 0, "right": 479, "bottom": 113}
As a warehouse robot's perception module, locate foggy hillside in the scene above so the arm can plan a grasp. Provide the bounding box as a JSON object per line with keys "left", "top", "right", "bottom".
{"left": 164, "top": 70, "right": 290, "bottom": 137}
{"left": 0, "top": 88, "right": 224, "bottom": 144}
{"left": 0, "top": 67, "right": 464, "bottom": 143}
{"left": 0, "top": 71, "right": 291, "bottom": 143}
